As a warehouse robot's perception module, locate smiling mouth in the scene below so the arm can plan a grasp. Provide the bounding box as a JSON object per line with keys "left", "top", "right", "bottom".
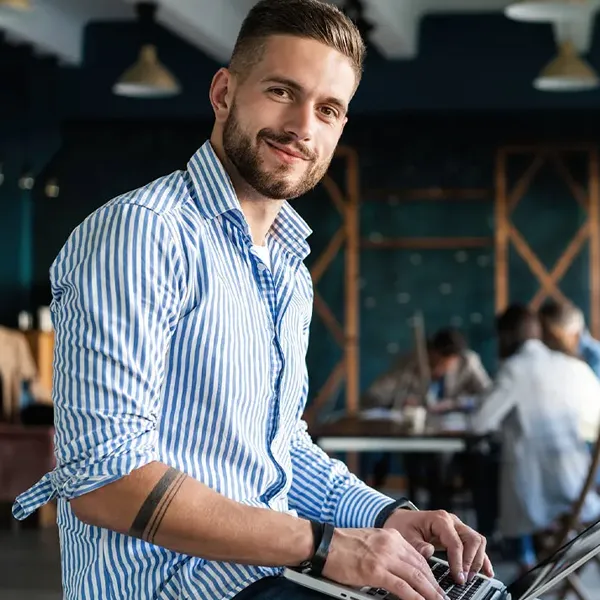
{"left": 264, "top": 140, "right": 309, "bottom": 161}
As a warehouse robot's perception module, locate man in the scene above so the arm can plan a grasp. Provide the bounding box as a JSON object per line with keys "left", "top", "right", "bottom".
{"left": 363, "top": 328, "right": 491, "bottom": 414}
{"left": 13, "top": 2, "right": 491, "bottom": 599}
{"left": 365, "top": 328, "right": 490, "bottom": 502}
{"left": 539, "top": 299, "right": 600, "bottom": 381}
{"left": 472, "top": 304, "right": 600, "bottom": 567}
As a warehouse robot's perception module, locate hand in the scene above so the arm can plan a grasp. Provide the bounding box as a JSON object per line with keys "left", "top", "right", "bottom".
{"left": 428, "top": 399, "right": 458, "bottom": 414}
{"left": 322, "top": 527, "right": 449, "bottom": 600}
{"left": 404, "top": 396, "right": 421, "bottom": 408}
{"left": 383, "top": 509, "right": 494, "bottom": 585}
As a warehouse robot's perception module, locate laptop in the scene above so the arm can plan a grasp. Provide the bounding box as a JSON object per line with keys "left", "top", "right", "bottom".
{"left": 283, "top": 516, "right": 600, "bottom": 600}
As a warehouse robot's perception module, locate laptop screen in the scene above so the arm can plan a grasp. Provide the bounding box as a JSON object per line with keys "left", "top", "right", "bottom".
{"left": 506, "top": 518, "right": 600, "bottom": 598}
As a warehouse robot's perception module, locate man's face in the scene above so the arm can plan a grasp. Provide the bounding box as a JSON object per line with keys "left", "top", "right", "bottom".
{"left": 220, "top": 35, "right": 356, "bottom": 200}
{"left": 429, "top": 352, "right": 460, "bottom": 380}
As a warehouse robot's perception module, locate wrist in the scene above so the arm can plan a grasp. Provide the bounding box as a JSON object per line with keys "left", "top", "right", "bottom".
{"left": 297, "top": 519, "right": 335, "bottom": 576}
{"left": 290, "top": 518, "right": 315, "bottom": 566}
{"left": 375, "top": 497, "right": 419, "bottom": 528}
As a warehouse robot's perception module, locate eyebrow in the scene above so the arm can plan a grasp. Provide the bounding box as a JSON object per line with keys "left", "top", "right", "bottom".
{"left": 261, "top": 75, "right": 348, "bottom": 116}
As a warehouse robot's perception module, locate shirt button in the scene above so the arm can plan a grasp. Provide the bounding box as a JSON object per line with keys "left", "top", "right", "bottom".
{"left": 257, "top": 263, "right": 267, "bottom": 272}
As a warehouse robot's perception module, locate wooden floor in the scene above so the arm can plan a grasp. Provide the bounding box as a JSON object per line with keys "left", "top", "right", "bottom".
{"left": 0, "top": 527, "right": 598, "bottom": 599}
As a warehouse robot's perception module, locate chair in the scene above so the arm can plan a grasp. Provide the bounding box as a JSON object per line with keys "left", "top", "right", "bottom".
{"left": 534, "top": 431, "right": 600, "bottom": 600}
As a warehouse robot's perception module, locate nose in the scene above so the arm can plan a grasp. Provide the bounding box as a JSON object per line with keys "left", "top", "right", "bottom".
{"left": 283, "top": 102, "right": 315, "bottom": 142}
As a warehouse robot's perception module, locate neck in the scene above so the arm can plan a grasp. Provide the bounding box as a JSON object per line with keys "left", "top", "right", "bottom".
{"left": 210, "top": 131, "right": 283, "bottom": 246}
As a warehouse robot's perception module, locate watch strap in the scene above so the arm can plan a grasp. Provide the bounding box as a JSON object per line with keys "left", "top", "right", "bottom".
{"left": 311, "top": 521, "right": 334, "bottom": 576}
{"left": 374, "top": 497, "right": 419, "bottom": 528}
{"left": 301, "top": 520, "right": 335, "bottom": 576}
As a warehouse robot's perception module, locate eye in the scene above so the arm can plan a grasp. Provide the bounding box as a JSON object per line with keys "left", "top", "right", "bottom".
{"left": 269, "top": 87, "right": 291, "bottom": 99}
{"left": 319, "top": 106, "right": 339, "bottom": 120}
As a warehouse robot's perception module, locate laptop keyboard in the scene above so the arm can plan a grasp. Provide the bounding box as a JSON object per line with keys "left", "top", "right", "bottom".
{"left": 363, "top": 560, "right": 487, "bottom": 600}
{"left": 430, "top": 560, "right": 486, "bottom": 600}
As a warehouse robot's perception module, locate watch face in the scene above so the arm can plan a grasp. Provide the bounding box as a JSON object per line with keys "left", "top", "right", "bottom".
{"left": 298, "top": 561, "right": 312, "bottom": 574}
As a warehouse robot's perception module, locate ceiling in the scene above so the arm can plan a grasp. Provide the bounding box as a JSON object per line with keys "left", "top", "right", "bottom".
{"left": 0, "top": 0, "right": 596, "bottom": 66}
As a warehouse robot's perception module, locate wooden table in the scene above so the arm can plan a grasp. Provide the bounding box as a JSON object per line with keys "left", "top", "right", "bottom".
{"left": 313, "top": 415, "right": 476, "bottom": 454}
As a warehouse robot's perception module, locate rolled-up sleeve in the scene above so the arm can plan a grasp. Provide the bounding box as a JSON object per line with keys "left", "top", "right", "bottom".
{"left": 287, "top": 420, "right": 394, "bottom": 528}
{"left": 13, "top": 203, "right": 185, "bottom": 519}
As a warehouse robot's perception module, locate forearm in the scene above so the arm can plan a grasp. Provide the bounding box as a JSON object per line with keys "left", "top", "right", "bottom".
{"left": 70, "top": 461, "right": 313, "bottom": 567}
{"left": 288, "top": 423, "right": 393, "bottom": 528}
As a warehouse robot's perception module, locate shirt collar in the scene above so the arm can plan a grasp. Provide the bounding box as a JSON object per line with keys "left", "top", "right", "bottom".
{"left": 187, "top": 140, "right": 312, "bottom": 260}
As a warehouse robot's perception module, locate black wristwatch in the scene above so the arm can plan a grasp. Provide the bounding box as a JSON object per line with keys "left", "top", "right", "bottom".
{"left": 374, "top": 497, "right": 419, "bottom": 528}
{"left": 299, "top": 520, "right": 335, "bottom": 576}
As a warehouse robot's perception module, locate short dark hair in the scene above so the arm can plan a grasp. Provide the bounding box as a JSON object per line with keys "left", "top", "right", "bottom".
{"left": 229, "top": 0, "right": 365, "bottom": 86}
{"left": 496, "top": 303, "right": 541, "bottom": 359}
{"left": 428, "top": 328, "right": 467, "bottom": 357}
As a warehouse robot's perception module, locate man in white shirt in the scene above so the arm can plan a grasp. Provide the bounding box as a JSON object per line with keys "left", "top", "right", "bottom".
{"left": 472, "top": 304, "right": 600, "bottom": 544}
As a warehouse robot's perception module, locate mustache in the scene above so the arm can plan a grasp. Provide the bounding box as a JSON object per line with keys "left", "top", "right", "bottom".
{"left": 258, "top": 129, "right": 316, "bottom": 161}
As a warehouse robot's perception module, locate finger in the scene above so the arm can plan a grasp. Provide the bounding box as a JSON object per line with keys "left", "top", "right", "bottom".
{"left": 430, "top": 512, "right": 465, "bottom": 584}
{"left": 380, "top": 567, "right": 446, "bottom": 600}
{"left": 393, "top": 538, "right": 439, "bottom": 590}
{"left": 468, "top": 535, "right": 487, "bottom": 580}
{"left": 456, "top": 527, "right": 486, "bottom": 579}
{"left": 481, "top": 554, "right": 495, "bottom": 579}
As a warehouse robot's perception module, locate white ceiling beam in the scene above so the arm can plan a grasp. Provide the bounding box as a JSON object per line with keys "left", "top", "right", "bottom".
{"left": 361, "top": 0, "right": 510, "bottom": 60}
{"left": 363, "top": 0, "right": 419, "bottom": 59}
{"left": 0, "top": 2, "right": 83, "bottom": 64}
{"left": 156, "top": 0, "right": 245, "bottom": 64}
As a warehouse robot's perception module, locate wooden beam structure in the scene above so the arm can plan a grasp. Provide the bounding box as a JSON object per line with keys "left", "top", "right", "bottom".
{"left": 361, "top": 187, "right": 493, "bottom": 251}
{"left": 304, "top": 146, "right": 361, "bottom": 428}
{"left": 495, "top": 145, "right": 600, "bottom": 337}
{"left": 361, "top": 237, "right": 492, "bottom": 250}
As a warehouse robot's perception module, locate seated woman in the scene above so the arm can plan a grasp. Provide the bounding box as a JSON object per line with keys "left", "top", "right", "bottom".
{"left": 472, "top": 304, "right": 600, "bottom": 569}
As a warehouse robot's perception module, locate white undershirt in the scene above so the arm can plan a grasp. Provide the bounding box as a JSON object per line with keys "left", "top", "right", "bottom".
{"left": 252, "top": 244, "right": 271, "bottom": 271}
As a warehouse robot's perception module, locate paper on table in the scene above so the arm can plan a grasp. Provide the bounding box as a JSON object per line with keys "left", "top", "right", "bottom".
{"left": 359, "top": 408, "right": 405, "bottom": 423}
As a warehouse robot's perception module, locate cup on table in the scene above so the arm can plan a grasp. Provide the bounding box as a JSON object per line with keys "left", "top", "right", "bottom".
{"left": 403, "top": 405, "right": 427, "bottom": 434}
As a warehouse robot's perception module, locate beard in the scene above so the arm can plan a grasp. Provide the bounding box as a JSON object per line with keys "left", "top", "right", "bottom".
{"left": 222, "top": 102, "right": 333, "bottom": 200}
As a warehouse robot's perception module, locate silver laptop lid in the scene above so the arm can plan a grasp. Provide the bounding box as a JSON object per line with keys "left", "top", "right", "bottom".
{"left": 506, "top": 517, "right": 600, "bottom": 599}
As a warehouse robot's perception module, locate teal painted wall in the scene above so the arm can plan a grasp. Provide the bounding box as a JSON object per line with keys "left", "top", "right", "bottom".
{"left": 28, "top": 114, "right": 598, "bottom": 411}
{"left": 2, "top": 10, "right": 600, "bottom": 396}
{"left": 298, "top": 114, "right": 595, "bottom": 412}
{"left": 0, "top": 44, "right": 61, "bottom": 326}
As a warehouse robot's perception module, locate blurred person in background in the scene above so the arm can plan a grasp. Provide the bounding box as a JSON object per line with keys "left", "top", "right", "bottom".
{"left": 539, "top": 299, "right": 600, "bottom": 380}
{"left": 472, "top": 304, "right": 600, "bottom": 571}
{"left": 365, "top": 328, "right": 491, "bottom": 506}
{"left": 363, "top": 328, "right": 491, "bottom": 415}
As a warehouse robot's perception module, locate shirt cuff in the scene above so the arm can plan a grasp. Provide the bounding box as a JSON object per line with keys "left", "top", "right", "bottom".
{"left": 13, "top": 434, "right": 158, "bottom": 520}
{"left": 335, "top": 482, "right": 394, "bottom": 528}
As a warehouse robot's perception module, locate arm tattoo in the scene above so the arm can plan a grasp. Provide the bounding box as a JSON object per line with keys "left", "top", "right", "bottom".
{"left": 129, "top": 467, "right": 187, "bottom": 543}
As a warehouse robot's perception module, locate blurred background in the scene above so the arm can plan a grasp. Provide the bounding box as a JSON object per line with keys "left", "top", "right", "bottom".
{"left": 2, "top": 0, "right": 600, "bottom": 598}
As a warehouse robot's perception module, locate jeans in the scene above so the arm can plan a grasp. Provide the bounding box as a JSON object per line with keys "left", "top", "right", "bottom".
{"left": 234, "top": 576, "right": 328, "bottom": 599}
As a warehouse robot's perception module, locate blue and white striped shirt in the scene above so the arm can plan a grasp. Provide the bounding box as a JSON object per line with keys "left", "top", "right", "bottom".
{"left": 13, "top": 141, "right": 393, "bottom": 600}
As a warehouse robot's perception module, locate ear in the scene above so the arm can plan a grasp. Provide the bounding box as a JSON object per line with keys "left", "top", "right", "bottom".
{"left": 340, "top": 115, "right": 348, "bottom": 134}
{"left": 209, "top": 68, "right": 235, "bottom": 123}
